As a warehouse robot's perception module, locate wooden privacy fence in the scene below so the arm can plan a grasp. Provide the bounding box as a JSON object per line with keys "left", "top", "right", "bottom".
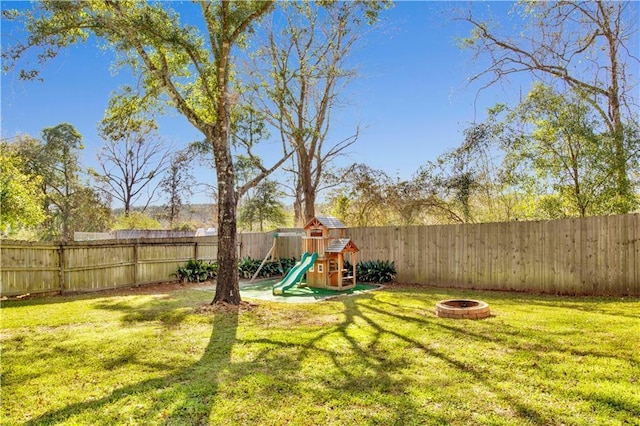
{"left": 1, "top": 214, "right": 638, "bottom": 297}
{"left": 237, "top": 229, "right": 304, "bottom": 261}
{"left": 1, "top": 237, "right": 218, "bottom": 297}
{"left": 347, "top": 214, "right": 639, "bottom": 296}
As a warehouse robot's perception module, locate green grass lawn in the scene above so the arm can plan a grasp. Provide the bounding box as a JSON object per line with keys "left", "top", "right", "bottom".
{"left": 1, "top": 284, "right": 639, "bottom": 425}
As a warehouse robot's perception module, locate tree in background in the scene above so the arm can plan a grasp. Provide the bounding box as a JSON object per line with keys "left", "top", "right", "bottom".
{"left": 93, "top": 120, "right": 170, "bottom": 215}
{"left": 112, "top": 212, "right": 162, "bottom": 230}
{"left": 0, "top": 139, "right": 46, "bottom": 236}
{"left": 503, "top": 84, "right": 628, "bottom": 217}
{"left": 4, "top": 126, "right": 111, "bottom": 240}
{"left": 92, "top": 122, "right": 169, "bottom": 215}
{"left": 328, "top": 156, "right": 507, "bottom": 226}
{"left": 324, "top": 164, "right": 393, "bottom": 227}
{"left": 250, "top": 2, "right": 384, "bottom": 225}
{"left": 189, "top": 105, "right": 290, "bottom": 230}
{"left": 459, "top": 0, "right": 640, "bottom": 212}
{"left": 417, "top": 114, "right": 508, "bottom": 224}
{"left": 160, "top": 147, "right": 195, "bottom": 228}
{"left": 36, "top": 124, "right": 110, "bottom": 240}
{"left": 238, "top": 179, "right": 288, "bottom": 232}
{"left": 66, "top": 187, "right": 113, "bottom": 234}
{"left": 39, "top": 123, "right": 85, "bottom": 240}
{"left": 4, "top": 1, "right": 291, "bottom": 305}
{"left": 432, "top": 81, "right": 640, "bottom": 221}
{"left": 229, "top": 106, "right": 292, "bottom": 207}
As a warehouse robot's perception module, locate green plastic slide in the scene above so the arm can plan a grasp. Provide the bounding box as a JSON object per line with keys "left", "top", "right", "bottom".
{"left": 272, "top": 252, "right": 318, "bottom": 295}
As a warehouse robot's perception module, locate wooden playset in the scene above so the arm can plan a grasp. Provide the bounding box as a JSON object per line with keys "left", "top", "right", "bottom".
{"left": 302, "top": 216, "right": 359, "bottom": 291}
{"left": 271, "top": 215, "right": 360, "bottom": 295}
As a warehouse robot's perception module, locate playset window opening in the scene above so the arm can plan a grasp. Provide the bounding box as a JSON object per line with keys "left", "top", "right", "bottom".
{"left": 310, "top": 228, "right": 323, "bottom": 237}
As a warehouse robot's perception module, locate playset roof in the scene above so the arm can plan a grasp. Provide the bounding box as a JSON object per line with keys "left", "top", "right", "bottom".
{"left": 304, "top": 215, "right": 347, "bottom": 230}
{"left": 327, "top": 238, "right": 359, "bottom": 253}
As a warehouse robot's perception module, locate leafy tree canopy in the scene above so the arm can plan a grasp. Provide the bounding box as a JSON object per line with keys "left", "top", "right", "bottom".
{"left": 0, "top": 141, "right": 46, "bottom": 235}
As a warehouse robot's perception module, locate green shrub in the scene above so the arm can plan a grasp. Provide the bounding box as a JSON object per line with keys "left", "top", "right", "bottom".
{"left": 237, "top": 257, "right": 260, "bottom": 279}
{"left": 172, "top": 259, "right": 218, "bottom": 283}
{"left": 237, "top": 256, "right": 297, "bottom": 279}
{"left": 280, "top": 257, "right": 296, "bottom": 275}
{"left": 344, "top": 259, "right": 396, "bottom": 283}
{"left": 174, "top": 255, "right": 334, "bottom": 283}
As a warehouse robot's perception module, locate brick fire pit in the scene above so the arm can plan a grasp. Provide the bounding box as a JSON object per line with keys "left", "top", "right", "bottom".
{"left": 436, "top": 299, "right": 490, "bottom": 319}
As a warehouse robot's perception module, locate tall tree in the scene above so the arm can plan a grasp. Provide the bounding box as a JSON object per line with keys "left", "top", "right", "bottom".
{"left": 40, "top": 123, "right": 86, "bottom": 241}
{"left": 4, "top": 1, "right": 290, "bottom": 305}
{"left": 94, "top": 121, "right": 170, "bottom": 214}
{"left": 504, "top": 84, "right": 628, "bottom": 217}
{"left": 459, "top": 0, "right": 639, "bottom": 212}
{"left": 238, "top": 179, "right": 287, "bottom": 232}
{"left": 250, "top": 1, "right": 383, "bottom": 225}
{"left": 8, "top": 125, "right": 112, "bottom": 240}
{"left": 325, "top": 164, "right": 393, "bottom": 227}
{"left": 160, "top": 147, "right": 195, "bottom": 228}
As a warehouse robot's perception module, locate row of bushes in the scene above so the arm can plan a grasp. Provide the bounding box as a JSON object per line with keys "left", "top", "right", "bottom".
{"left": 172, "top": 257, "right": 297, "bottom": 283}
{"left": 238, "top": 257, "right": 297, "bottom": 279}
{"left": 344, "top": 259, "right": 396, "bottom": 283}
{"left": 173, "top": 257, "right": 396, "bottom": 284}
{"left": 172, "top": 259, "right": 218, "bottom": 283}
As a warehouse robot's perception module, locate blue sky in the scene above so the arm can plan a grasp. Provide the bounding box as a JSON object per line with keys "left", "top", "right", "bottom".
{"left": 2, "top": 1, "right": 525, "bottom": 206}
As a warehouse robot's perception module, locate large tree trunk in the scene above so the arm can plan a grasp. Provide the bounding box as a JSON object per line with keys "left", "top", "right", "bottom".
{"left": 601, "top": 1, "right": 632, "bottom": 213}
{"left": 212, "top": 153, "right": 240, "bottom": 305}
{"left": 607, "top": 82, "right": 632, "bottom": 213}
{"left": 296, "top": 149, "right": 317, "bottom": 225}
{"left": 210, "top": 119, "right": 240, "bottom": 304}
{"left": 303, "top": 183, "right": 316, "bottom": 225}
{"left": 293, "top": 178, "right": 304, "bottom": 227}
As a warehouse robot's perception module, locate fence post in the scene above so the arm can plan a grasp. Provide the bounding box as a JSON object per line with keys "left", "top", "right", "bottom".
{"left": 134, "top": 241, "right": 139, "bottom": 285}
{"left": 194, "top": 240, "right": 199, "bottom": 260}
{"left": 58, "top": 243, "right": 65, "bottom": 295}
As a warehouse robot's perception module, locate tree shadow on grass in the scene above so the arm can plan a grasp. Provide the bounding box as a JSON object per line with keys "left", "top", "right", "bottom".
{"left": 11, "top": 290, "right": 545, "bottom": 424}
{"left": 93, "top": 296, "right": 193, "bottom": 329}
{"left": 339, "top": 296, "right": 552, "bottom": 425}
{"left": 355, "top": 295, "right": 640, "bottom": 424}
{"left": 374, "top": 289, "right": 640, "bottom": 362}
{"left": 232, "top": 294, "right": 451, "bottom": 425}
{"left": 24, "top": 305, "right": 239, "bottom": 425}
{"left": 219, "top": 291, "right": 551, "bottom": 424}
{"left": 14, "top": 287, "right": 638, "bottom": 424}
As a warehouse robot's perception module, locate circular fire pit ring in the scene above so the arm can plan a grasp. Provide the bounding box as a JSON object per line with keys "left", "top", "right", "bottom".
{"left": 436, "top": 299, "right": 490, "bottom": 319}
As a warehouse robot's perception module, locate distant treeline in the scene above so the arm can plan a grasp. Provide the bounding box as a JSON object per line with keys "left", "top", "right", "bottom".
{"left": 112, "top": 204, "right": 218, "bottom": 228}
